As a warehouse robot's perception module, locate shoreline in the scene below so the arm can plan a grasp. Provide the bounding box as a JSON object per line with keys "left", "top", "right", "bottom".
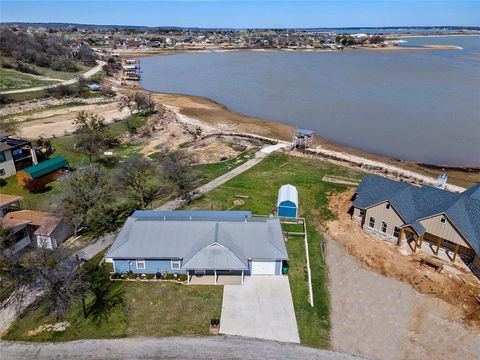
{"left": 119, "top": 43, "right": 463, "bottom": 58}
{"left": 126, "top": 87, "right": 480, "bottom": 189}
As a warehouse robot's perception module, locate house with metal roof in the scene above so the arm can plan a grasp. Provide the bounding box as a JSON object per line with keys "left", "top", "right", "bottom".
{"left": 277, "top": 184, "right": 299, "bottom": 218}
{"left": 105, "top": 211, "right": 289, "bottom": 285}
{"left": 16, "top": 156, "right": 69, "bottom": 186}
{"left": 351, "top": 175, "right": 480, "bottom": 275}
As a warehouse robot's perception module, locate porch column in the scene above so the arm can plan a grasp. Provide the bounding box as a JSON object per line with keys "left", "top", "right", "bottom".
{"left": 214, "top": 270, "right": 217, "bottom": 285}
{"left": 418, "top": 234, "right": 424, "bottom": 248}
{"left": 414, "top": 234, "right": 424, "bottom": 253}
{"left": 435, "top": 238, "right": 443, "bottom": 256}
{"left": 187, "top": 270, "right": 190, "bottom": 284}
{"left": 453, "top": 244, "right": 460, "bottom": 262}
{"left": 397, "top": 228, "right": 405, "bottom": 247}
{"left": 241, "top": 270, "right": 244, "bottom": 284}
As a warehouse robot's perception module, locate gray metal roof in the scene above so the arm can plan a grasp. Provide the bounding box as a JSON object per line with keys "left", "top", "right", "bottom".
{"left": 106, "top": 211, "right": 288, "bottom": 269}
{"left": 354, "top": 175, "right": 480, "bottom": 253}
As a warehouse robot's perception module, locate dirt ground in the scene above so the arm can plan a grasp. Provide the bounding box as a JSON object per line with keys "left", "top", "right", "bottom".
{"left": 325, "top": 190, "right": 480, "bottom": 329}
{"left": 327, "top": 238, "right": 480, "bottom": 360}
{"left": 17, "top": 101, "right": 130, "bottom": 138}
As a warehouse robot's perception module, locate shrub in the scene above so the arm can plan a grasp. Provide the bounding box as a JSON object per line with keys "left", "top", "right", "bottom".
{"left": 23, "top": 178, "right": 46, "bottom": 193}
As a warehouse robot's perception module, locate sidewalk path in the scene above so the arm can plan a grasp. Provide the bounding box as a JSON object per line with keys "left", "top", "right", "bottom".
{"left": 0, "top": 61, "right": 106, "bottom": 95}
{"left": 156, "top": 143, "right": 289, "bottom": 210}
{"left": 0, "top": 233, "right": 116, "bottom": 335}
{"left": 0, "top": 336, "right": 363, "bottom": 360}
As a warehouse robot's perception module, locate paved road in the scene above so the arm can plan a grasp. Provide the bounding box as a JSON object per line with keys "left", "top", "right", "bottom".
{"left": 0, "top": 336, "right": 365, "bottom": 360}
{"left": 0, "top": 61, "right": 106, "bottom": 95}
{"left": 221, "top": 276, "right": 300, "bottom": 343}
{"left": 0, "top": 233, "right": 116, "bottom": 335}
{"left": 156, "top": 143, "right": 289, "bottom": 210}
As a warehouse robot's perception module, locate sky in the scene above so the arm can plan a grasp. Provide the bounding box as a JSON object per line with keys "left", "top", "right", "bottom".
{"left": 0, "top": 1, "right": 479, "bottom": 28}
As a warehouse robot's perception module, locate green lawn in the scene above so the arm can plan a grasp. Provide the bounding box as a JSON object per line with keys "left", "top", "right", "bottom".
{"left": 185, "top": 152, "right": 363, "bottom": 347}
{"left": 0, "top": 68, "right": 56, "bottom": 91}
{"left": 194, "top": 148, "right": 258, "bottom": 183}
{"left": 4, "top": 255, "right": 222, "bottom": 342}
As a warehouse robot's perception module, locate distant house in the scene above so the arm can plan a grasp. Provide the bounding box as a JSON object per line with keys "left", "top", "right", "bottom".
{"left": 352, "top": 175, "right": 480, "bottom": 275}
{"left": 2, "top": 210, "right": 73, "bottom": 252}
{"left": 277, "top": 184, "right": 299, "bottom": 218}
{"left": 87, "top": 83, "right": 101, "bottom": 91}
{"left": 105, "top": 211, "right": 289, "bottom": 284}
{"left": 16, "top": 156, "right": 69, "bottom": 186}
{"left": 0, "top": 194, "right": 22, "bottom": 217}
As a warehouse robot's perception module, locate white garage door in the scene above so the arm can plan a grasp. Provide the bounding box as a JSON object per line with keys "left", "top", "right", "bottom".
{"left": 251, "top": 261, "right": 276, "bottom": 275}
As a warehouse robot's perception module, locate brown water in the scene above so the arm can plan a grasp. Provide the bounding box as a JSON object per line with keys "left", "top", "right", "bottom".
{"left": 141, "top": 36, "right": 480, "bottom": 167}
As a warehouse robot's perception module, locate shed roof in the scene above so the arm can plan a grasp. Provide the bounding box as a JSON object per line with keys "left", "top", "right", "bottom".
{"left": 21, "top": 157, "right": 68, "bottom": 179}
{"left": 106, "top": 211, "right": 288, "bottom": 269}
{"left": 278, "top": 184, "right": 299, "bottom": 208}
{"left": 354, "top": 175, "right": 480, "bottom": 254}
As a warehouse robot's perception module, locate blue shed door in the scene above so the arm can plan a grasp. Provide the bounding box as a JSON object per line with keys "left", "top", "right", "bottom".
{"left": 278, "top": 206, "right": 297, "bottom": 218}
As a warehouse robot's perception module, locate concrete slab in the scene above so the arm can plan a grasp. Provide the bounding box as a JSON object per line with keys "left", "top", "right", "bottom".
{"left": 220, "top": 276, "right": 300, "bottom": 343}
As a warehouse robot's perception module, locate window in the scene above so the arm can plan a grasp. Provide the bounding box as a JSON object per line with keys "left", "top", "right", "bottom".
{"left": 369, "top": 217, "right": 375, "bottom": 228}
{"left": 136, "top": 260, "right": 146, "bottom": 270}
{"left": 440, "top": 216, "right": 446, "bottom": 224}
{"left": 171, "top": 260, "right": 181, "bottom": 269}
{"left": 381, "top": 221, "right": 388, "bottom": 233}
{"left": 385, "top": 203, "right": 390, "bottom": 210}
{"left": 359, "top": 209, "right": 365, "bottom": 216}
{"left": 393, "top": 227, "right": 400, "bottom": 239}
{"left": 0, "top": 152, "right": 6, "bottom": 162}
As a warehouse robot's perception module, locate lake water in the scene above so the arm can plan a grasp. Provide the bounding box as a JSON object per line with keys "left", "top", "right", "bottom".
{"left": 140, "top": 36, "right": 480, "bottom": 167}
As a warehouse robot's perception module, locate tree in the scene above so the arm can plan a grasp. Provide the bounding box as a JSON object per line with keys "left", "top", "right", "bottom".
{"left": 73, "top": 111, "right": 108, "bottom": 162}
{"left": 80, "top": 260, "right": 124, "bottom": 322}
{"left": 161, "top": 151, "right": 199, "bottom": 201}
{"left": 119, "top": 93, "right": 156, "bottom": 117}
{"left": 112, "top": 156, "right": 166, "bottom": 209}
{"left": 0, "top": 118, "right": 19, "bottom": 136}
{"left": 59, "top": 164, "right": 113, "bottom": 235}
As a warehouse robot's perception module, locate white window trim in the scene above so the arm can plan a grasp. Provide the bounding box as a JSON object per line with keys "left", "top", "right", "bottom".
{"left": 136, "top": 259, "right": 146, "bottom": 270}
{"left": 381, "top": 221, "right": 388, "bottom": 233}
{"left": 369, "top": 217, "right": 376, "bottom": 227}
{"left": 171, "top": 259, "right": 181, "bottom": 270}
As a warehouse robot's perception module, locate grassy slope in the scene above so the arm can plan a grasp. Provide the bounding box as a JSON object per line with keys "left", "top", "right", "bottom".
{"left": 0, "top": 68, "right": 55, "bottom": 91}
{"left": 185, "top": 152, "right": 363, "bottom": 347}
{"left": 4, "top": 252, "right": 222, "bottom": 342}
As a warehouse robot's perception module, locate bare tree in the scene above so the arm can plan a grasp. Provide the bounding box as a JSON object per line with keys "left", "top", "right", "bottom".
{"left": 0, "top": 118, "right": 19, "bottom": 136}
{"left": 112, "top": 156, "right": 166, "bottom": 209}
{"left": 161, "top": 151, "right": 199, "bottom": 199}
{"left": 73, "top": 111, "right": 108, "bottom": 162}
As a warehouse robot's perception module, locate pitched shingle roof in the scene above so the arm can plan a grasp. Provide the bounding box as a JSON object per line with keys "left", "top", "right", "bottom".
{"left": 106, "top": 211, "right": 288, "bottom": 269}
{"left": 354, "top": 175, "right": 480, "bottom": 253}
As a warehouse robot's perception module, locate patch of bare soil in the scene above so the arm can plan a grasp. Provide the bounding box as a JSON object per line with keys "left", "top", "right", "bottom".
{"left": 17, "top": 101, "right": 130, "bottom": 138}
{"left": 325, "top": 190, "right": 480, "bottom": 328}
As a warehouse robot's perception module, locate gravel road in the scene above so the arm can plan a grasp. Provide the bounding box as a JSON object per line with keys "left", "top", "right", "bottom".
{"left": 0, "top": 336, "right": 365, "bottom": 360}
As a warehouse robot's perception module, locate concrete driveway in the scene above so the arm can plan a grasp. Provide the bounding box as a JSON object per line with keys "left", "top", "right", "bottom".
{"left": 220, "top": 276, "right": 300, "bottom": 343}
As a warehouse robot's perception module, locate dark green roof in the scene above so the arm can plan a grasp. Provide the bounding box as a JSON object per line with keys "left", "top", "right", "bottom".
{"left": 22, "top": 157, "right": 68, "bottom": 179}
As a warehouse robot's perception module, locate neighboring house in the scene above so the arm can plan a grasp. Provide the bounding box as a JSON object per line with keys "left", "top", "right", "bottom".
{"left": 105, "top": 211, "right": 289, "bottom": 284}
{"left": 16, "top": 156, "right": 69, "bottom": 186}
{"left": 0, "top": 194, "right": 22, "bottom": 217}
{"left": 0, "top": 134, "right": 37, "bottom": 173}
{"left": 2, "top": 210, "right": 73, "bottom": 251}
{"left": 0, "top": 142, "right": 16, "bottom": 179}
{"left": 351, "top": 175, "right": 480, "bottom": 274}
{"left": 277, "top": 184, "right": 299, "bottom": 218}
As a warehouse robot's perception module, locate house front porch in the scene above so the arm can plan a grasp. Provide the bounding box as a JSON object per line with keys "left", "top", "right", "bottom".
{"left": 187, "top": 270, "right": 244, "bottom": 285}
